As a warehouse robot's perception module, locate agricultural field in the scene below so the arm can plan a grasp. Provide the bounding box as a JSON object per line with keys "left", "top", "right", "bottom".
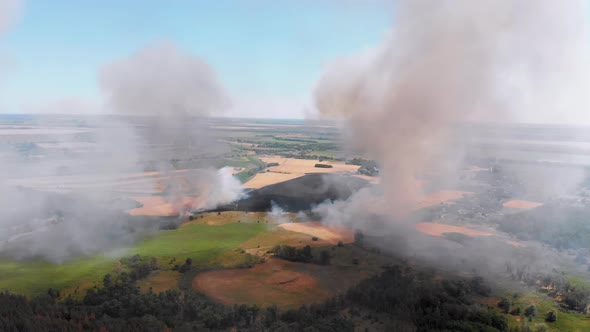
{"left": 0, "top": 216, "right": 267, "bottom": 296}
{"left": 193, "top": 255, "right": 372, "bottom": 308}
{"left": 3, "top": 117, "right": 590, "bottom": 331}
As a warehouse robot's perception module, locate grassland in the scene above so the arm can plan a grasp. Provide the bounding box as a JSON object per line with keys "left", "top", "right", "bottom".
{"left": 232, "top": 156, "right": 266, "bottom": 183}
{"left": 0, "top": 256, "right": 115, "bottom": 296}
{"left": 132, "top": 222, "right": 267, "bottom": 262}
{"left": 0, "top": 222, "right": 267, "bottom": 296}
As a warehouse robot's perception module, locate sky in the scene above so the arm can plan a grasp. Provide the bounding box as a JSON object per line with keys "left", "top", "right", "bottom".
{"left": 0, "top": 0, "right": 392, "bottom": 118}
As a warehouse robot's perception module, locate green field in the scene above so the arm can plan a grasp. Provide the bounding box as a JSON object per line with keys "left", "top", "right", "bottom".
{"left": 131, "top": 222, "right": 267, "bottom": 261}
{"left": 503, "top": 292, "right": 590, "bottom": 332}
{"left": 0, "top": 256, "right": 115, "bottom": 296}
{"left": 0, "top": 223, "right": 267, "bottom": 296}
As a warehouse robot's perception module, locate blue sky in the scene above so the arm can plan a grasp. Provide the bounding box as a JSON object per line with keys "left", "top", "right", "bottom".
{"left": 0, "top": 0, "right": 392, "bottom": 118}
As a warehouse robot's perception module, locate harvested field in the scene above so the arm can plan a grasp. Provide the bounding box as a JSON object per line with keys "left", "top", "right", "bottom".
{"left": 193, "top": 258, "right": 366, "bottom": 308}
{"left": 128, "top": 196, "right": 202, "bottom": 216}
{"left": 244, "top": 172, "right": 302, "bottom": 189}
{"left": 260, "top": 156, "right": 359, "bottom": 174}
{"left": 278, "top": 222, "right": 354, "bottom": 245}
{"left": 6, "top": 169, "right": 192, "bottom": 195}
{"left": 415, "top": 222, "right": 493, "bottom": 237}
{"left": 6, "top": 168, "right": 243, "bottom": 199}
{"left": 502, "top": 199, "right": 543, "bottom": 209}
{"left": 244, "top": 156, "right": 362, "bottom": 189}
{"left": 417, "top": 190, "right": 472, "bottom": 209}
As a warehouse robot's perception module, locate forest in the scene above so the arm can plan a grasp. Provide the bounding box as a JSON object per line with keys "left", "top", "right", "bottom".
{"left": 0, "top": 259, "right": 510, "bottom": 332}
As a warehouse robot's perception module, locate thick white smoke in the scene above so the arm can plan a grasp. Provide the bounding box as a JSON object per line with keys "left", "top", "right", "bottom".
{"left": 269, "top": 201, "right": 289, "bottom": 224}
{"left": 315, "top": 0, "right": 590, "bottom": 218}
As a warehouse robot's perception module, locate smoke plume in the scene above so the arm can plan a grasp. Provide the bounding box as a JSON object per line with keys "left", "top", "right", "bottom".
{"left": 0, "top": 42, "right": 240, "bottom": 262}
{"left": 100, "top": 42, "right": 240, "bottom": 215}
{"left": 315, "top": 0, "right": 590, "bottom": 218}
{"left": 100, "top": 42, "right": 229, "bottom": 117}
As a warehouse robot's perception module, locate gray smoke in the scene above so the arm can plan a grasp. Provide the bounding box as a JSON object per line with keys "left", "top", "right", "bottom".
{"left": 315, "top": 0, "right": 590, "bottom": 218}
{"left": 100, "top": 42, "right": 229, "bottom": 117}
{"left": 0, "top": 42, "right": 242, "bottom": 262}
{"left": 100, "top": 42, "right": 241, "bottom": 215}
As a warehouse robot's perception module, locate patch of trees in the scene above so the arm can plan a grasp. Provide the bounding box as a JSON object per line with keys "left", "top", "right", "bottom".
{"left": 0, "top": 264, "right": 508, "bottom": 331}
{"left": 314, "top": 163, "right": 333, "bottom": 168}
{"left": 271, "top": 245, "right": 332, "bottom": 266}
{"left": 272, "top": 245, "right": 313, "bottom": 262}
{"left": 346, "top": 266, "right": 505, "bottom": 331}
{"left": 266, "top": 162, "right": 279, "bottom": 167}
{"left": 168, "top": 257, "right": 194, "bottom": 273}
{"left": 496, "top": 204, "right": 590, "bottom": 250}
{"left": 234, "top": 156, "right": 267, "bottom": 182}
{"left": 121, "top": 255, "right": 159, "bottom": 280}
{"left": 346, "top": 158, "right": 377, "bottom": 168}
{"left": 505, "top": 261, "right": 590, "bottom": 312}
{"left": 348, "top": 158, "right": 380, "bottom": 176}
{"left": 241, "top": 136, "right": 339, "bottom": 159}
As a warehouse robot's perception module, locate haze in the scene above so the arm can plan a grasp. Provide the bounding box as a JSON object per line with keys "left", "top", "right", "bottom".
{"left": 2, "top": 1, "right": 590, "bottom": 331}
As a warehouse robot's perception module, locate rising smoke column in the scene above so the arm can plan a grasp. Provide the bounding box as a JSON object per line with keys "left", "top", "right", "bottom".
{"left": 0, "top": 41, "right": 241, "bottom": 262}
{"left": 100, "top": 42, "right": 229, "bottom": 118}
{"left": 315, "top": 0, "right": 590, "bottom": 218}
{"left": 100, "top": 42, "right": 241, "bottom": 214}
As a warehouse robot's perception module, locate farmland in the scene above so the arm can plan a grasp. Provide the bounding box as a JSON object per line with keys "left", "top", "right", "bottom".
{"left": 0, "top": 219, "right": 267, "bottom": 296}
{"left": 193, "top": 256, "right": 371, "bottom": 308}
{"left": 2, "top": 117, "right": 590, "bottom": 331}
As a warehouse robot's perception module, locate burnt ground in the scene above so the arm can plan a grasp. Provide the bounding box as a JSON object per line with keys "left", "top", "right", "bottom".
{"left": 215, "top": 173, "right": 369, "bottom": 212}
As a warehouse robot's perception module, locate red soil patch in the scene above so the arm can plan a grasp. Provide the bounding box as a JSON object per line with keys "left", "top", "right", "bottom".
{"left": 193, "top": 258, "right": 330, "bottom": 308}
{"left": 415, "top": 222, "right": 492, "bottom": 237}
{"left": 502, "top": 200, "right": 543, "bottom": 209}
{"left": 278, "top": 222, "right": 354, "bottom": 245}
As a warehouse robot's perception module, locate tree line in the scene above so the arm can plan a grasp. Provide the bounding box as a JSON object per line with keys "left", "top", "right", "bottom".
{"left": 0, "top": 259, "right": 512, "bottom": 331}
